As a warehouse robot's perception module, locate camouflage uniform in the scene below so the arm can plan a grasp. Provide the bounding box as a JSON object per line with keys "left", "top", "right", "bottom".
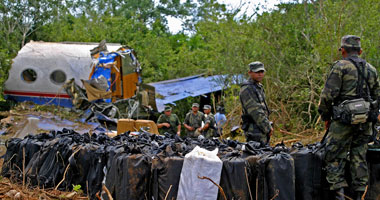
{"left": 203, "top": 113, "right": 216, "bottom": 138}
{"left": 240, "top": 62, "right": 271, "bottom": 144}
{"left": 157, "top": 113, "right": 180, "bottom": 135}
{"left": 184, "top": 111, "right": 205, "bottom": 138}
{"left": 318, "top": 35, "right": 380, "bottom": 192}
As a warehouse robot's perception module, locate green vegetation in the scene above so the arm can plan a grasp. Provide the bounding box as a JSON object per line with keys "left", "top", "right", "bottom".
{"left": 72, "top": 184, "right": 82, "bottom": 194}
{"left": 1, "top": 0, "right": 379, "bottom": 136}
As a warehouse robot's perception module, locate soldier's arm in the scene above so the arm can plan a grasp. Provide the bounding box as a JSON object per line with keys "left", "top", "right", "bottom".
{"left": 203, "top": 117, "right": 210, "bottom": 131}
{"left": 240, "top": 87, "right": 272, "bottom": 135}
{"left": 174, "top": 115, "right": 181, "bottom": 134}
{"left": 368, "top": 64, "right": 380, "bottom": 101}
{"left": 318, "top": 63, "right": 343, "bottom": 121}
{"left": 156, "top": 115, "right": 169, "bottom": 128}
{"left": 183, "top": 113, "right": 189, "bottom": 125}
{"left": 204, "top": 116, "right": 211, "bottom": 125}
{"left": 177, "top": 124, "right": 181, "bottom": 135}
{"left": 183, "top": 114, "right": 193, "bottom": 130}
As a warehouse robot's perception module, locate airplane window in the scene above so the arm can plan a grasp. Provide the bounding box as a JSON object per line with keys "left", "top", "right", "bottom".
{"left": 50, "top": 70, "right": 67, "bottom": 84}
{"left": 21, "top": 69, "right": 37, "bottom": 83}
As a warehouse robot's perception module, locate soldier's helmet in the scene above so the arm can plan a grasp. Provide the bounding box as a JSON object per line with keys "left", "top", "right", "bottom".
{"left": 341, "top": 35, "right": 361, "bottom": 48}
{"left": 249, "top": 61, "right": 266, "bottom": 72}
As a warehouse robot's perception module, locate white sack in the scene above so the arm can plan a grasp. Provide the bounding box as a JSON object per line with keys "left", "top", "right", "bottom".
{"left": 177, "top": 146, "right": 223, "bottom": 200}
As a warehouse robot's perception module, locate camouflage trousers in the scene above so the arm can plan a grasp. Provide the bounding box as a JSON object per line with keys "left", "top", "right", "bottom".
{"left": 324, "top": 120, "right": 371, "bottom": 191}
{"left": 245, "top": 131, "right": 268, "bottom": 144}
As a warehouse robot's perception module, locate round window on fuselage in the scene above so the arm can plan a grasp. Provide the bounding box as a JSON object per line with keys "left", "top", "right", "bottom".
{"left": 50, "top": 70, "right": 67, "bottom": 84}
{"left": 21, "top": 69, "right": 37, "bottom": 83}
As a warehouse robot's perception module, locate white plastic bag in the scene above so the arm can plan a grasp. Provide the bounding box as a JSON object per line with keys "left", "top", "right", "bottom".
{"left": 177, "top": 146, "right": 223, "bottom": 200}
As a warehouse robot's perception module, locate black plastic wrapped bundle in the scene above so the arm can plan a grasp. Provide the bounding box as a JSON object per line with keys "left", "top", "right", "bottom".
{"left": 1, "top": 137, "right": 23, "bottom": 178}
{"left": 25, "top": 139, "right": 60, "bottom": 186}
{"left": 365, "top": 144, "right": 380, "bottom": 199}
{"left": 259, "top": 149, "right": 295, "bottom": 200}
{"left": 241, "top": 142, "right": 268, "bottom": 200}
{"left": 290, "top": 143, "right": 324, "bottom": 200}
{"left": 151, "top": 154, "right": 184, "bottom": 200}
{"left": 68, "top": 143, "right": 107, "bottom": 198}
{"left": 36, "top": 136, "right": 75, "bottom": 188}
{"left": 104, "top": 153, "right": 151, "bottom": 200}
{"left": 218, "top": 151, "right": 252, "bottom": 200}
{"left": 290, "top": 142, "right": 335, "bottom": 200}
{"left": 2, "top": 135, "right": 47, "bottom": 180}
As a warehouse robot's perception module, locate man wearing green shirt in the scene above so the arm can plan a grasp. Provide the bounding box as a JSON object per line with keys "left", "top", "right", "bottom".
{"left": 183, "top": 103, "right": 205, "bottom": 138}
{"left": 157, "top": 105, "right": 181, "bottom": 136}
{"left": 202, "top": 105, "right": 216, "bottom": 138}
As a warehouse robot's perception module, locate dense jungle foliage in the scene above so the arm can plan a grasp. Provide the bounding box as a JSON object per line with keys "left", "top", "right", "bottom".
{"left": 1, "top": 0, "right": 379, "bottom": 137}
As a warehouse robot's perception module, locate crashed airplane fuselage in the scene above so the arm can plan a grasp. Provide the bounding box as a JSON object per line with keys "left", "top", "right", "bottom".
{"left": 4, "top": 41, "right": 141, "bottom": 107}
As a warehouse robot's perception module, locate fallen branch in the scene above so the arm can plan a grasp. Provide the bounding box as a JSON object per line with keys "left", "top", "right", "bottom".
{"left": 279, "top": 129, "right": 307, "bottom": 138}
{"left": 22, "top": 147, "right": 25, "bottom": 188}
{"left": 362, "top": 185, "right": 368, "bottom": 200}
{"left": 40, "top": 189, "right": 61, "bottom": 199}
{"left": 0, "top": 182, "right": 12, "bottom": 187}
{"left": 337, "top": 191, "right": 352, "bottom": 200}
{"left": 270, "top": 189, "right": 279, "bottom": 200}
{"left": 164, "top": 185, "right": 172, "bottom": 200}
{"left": 54, "top": 164, "right": 70, "bottom": 190}
{"left": 275, "top": 139, "right": 300, "bottom": 146}
{"left": 244, "top": 167, "right": 253, "bottom": 200}
{"left": 39, "top": 193, "right": 52, "bottom": 200}
{"left": 54, "top": 147, "right": 82, "bottom": 190}
{"left": 96, "top": 191, "right": 101, "bottom": 200}
{"left": 102, "top": 184, "right": 113, "bottom": 200}
{"left": 198, "top": 176, "right": 227, "bottom": 200}
{"left": 256, "top": 178, "right": 258, "bottom": 200}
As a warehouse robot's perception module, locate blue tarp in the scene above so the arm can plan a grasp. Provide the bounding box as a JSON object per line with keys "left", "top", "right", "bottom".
{"left": 148, "top": 74, "right": 243, "bottom": 112}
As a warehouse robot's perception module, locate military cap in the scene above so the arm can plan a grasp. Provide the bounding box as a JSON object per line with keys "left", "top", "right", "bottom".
{"left": 341, "top": 35, "right": 361, "bottom": 48}
{"left": 203, "top": 105, "right": 211, "bottom": 110}
{"left": 249, "top": 61, "right": 266, "bottom": 72}
{"left": 192, "top": 103, "right": 199, "bottom": 107}
{"left": 164, "top": 105, "right": 172, "bottom": 111}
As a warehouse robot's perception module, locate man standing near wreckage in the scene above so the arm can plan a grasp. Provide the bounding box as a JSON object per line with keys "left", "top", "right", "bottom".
{"left": 202, "top": 105, "right": 216, "bottom": 138}
{"left": 157, "top": 105, "right": 181, "bottom": 136}
{"left": 240, "top": 61, "right": 273, "bottom": 144}
{"left": 184, "top": 103, "right": 205, "bottom": 138}
{"left": 318, "top": 35, "right": 380, "bottom": 200}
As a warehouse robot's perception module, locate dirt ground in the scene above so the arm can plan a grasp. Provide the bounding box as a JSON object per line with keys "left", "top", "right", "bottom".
{"left": 0, "top": 103, "right": 94, "bottom": 199}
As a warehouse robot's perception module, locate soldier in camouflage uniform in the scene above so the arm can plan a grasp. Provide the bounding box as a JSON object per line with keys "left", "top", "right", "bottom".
{"left": 318, "top": 35, "right": 380, "bottom": 200}
{"left": 183, "top": 103, "right": 205, "bottom": 138}
{"left": 239, "top": 61, "right": 273, "bottom": 145}
{"left": 157, "top": 105, "right": 181, "bottom": 136}
{"left": 202, "top": 105, "right": 216, "bottom": 138}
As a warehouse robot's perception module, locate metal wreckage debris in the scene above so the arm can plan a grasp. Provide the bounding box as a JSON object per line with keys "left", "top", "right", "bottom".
{"left": 2, "top": 128, "right": 380, "bottom": 200}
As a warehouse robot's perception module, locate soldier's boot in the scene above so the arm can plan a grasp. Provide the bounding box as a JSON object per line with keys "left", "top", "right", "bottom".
{"left": 334, "top": 188, "right": 345, "bottom": 200}
{"left": 355, "top": 191, "right": 364, "bottom": 200}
